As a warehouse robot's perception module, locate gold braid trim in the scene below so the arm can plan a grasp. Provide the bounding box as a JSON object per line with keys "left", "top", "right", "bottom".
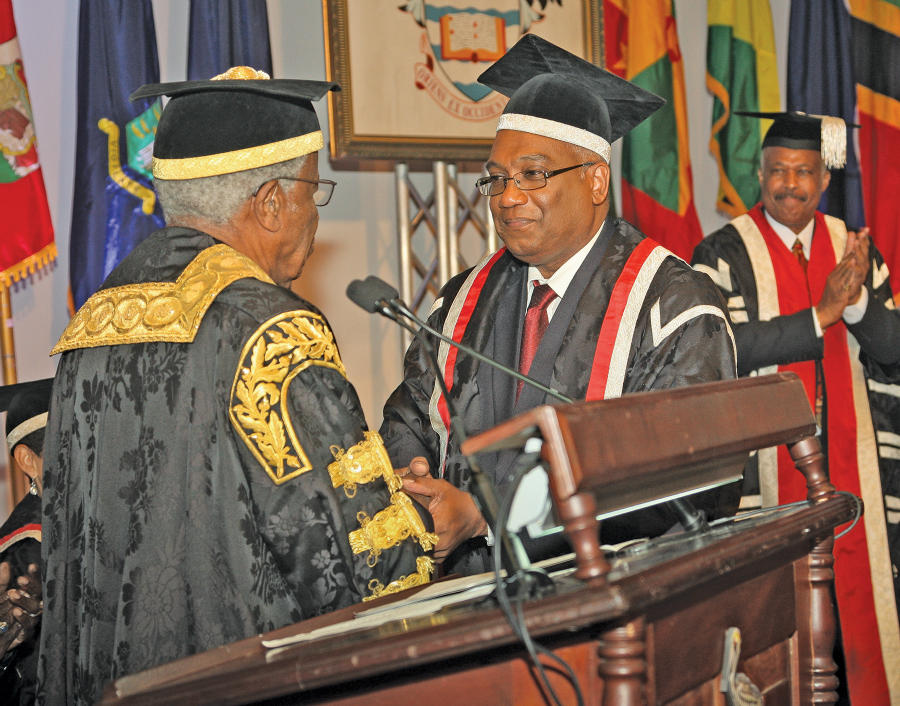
{"left": 349, "top": 490, "right": 439, "bottom": 567}
{"left": 230, "top": 310, "right": 346, "bottom": 485}
{"left": 153, "top": 132, "right": 323, "bottom": 180}
{"left": 365, "top": 556, "right": 435, "bottom": 601}
{"left": 328, "top": 430, "right": 400, "bottom": 498}
{"left": 51, "top": 244, "right": 274, "bottom": 354}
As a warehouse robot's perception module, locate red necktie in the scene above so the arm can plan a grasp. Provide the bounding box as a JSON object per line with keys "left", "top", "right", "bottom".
{"left": 792, "top": 238, "right": 808, "bottom": 275}
{"left": 792, "top": 238, "right": 824, "bottom": 425}
{"left": 517, "top": 282, "right": 557, "bottom": 399}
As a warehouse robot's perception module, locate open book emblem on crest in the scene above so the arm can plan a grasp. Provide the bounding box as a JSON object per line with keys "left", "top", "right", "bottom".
{"left": 400, "top": 0, "right": 561, "bottom": 120}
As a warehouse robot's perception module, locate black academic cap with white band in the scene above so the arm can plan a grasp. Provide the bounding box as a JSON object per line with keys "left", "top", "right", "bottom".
{"left": 735, "top": 110, "right": 857, "bottom": 169}
{"left": 0, "top": 378, "right": 53, "bottom": 450}
{"left": 130, "top": 66, "right": 339, "bottom": 181}
{"left": 477, "top": 34, "right": 665, "bottom": 162}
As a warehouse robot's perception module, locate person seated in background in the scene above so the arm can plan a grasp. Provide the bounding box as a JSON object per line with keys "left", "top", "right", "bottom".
{"left": 691, "top": 111, "right": 900, "bottom": 706}
{"left": 0, "top": 377, "right": 52, "bottom": 704}
{"left": 381, "top": 36, "right": 739, "bottom": 577}
{"left": 38, "top": 68, "right": 434, "bottom": 705}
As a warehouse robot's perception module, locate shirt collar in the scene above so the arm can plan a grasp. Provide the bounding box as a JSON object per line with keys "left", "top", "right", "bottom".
{"left": 763, "top": 209, "right": 815, "bottom": 258}
{"left": 527, "top": 224, "right": 604, "bottom": 298}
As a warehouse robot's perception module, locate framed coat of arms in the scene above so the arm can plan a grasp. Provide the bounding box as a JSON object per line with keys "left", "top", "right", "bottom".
{"left": 322, "top": 0, "right": 603, "bottom": 162}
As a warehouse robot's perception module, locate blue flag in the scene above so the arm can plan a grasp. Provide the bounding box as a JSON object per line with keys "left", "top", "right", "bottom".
{"left": 69, "top": 0, "right": 164, "bottom": 310}
{"left": 787, "top": 0, "right": 865, "bottom": 230}
{"left": 188, "top": 0, "right": 272, "bottom": 80}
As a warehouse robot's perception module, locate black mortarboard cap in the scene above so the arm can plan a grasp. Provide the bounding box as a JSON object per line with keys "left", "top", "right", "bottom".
{"left": 477, "top": 34, "right": 664, "bottom": 161}
{"left": 130, "top": 66, "right": 339, "bottom": 180}
{"left": 735, "top": 110, "right": 855, "bottom": 169}
{"left": 0, "top": 378, "right": 53, "bottom": 449}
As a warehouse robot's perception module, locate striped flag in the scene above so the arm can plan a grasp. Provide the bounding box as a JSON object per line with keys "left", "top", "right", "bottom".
{"left": 188, "top": 0, "right": 272, "bottom": 80}
{"left": 850, "top": 0, "right": 900, "bottom": 293}
{"left": 787, "top": 0, "right": 865, "bottom": 229}
{"left": 604, "top": 0, "right": 702, "bottom": 261}
{"left": 706, "top": 0, "right": 780, "bottom": 218}
{"left": 0, "top": 0, "right": 55, "bottom": 286}
{"left": 69, "top": 0, "right": 164, "bottom": 310}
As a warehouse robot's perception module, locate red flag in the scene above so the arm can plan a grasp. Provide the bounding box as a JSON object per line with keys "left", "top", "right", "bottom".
{"left": 605, "top": 0, "right": 703, "bottom": 261}
{"left": 0, "top": 0, "right": 55, "bottom": 287}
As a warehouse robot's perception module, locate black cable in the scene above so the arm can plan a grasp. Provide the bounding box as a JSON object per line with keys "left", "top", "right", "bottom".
{"left": 491, "top": 453, "right": 585, "bottom": 706}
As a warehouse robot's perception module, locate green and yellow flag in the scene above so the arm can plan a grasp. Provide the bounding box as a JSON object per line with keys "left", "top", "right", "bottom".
{"left": 706, "top": 0, "right": 781, "bottom": 217}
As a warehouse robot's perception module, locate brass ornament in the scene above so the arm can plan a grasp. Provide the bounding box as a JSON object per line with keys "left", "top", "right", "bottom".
{"left": 328, "top": 431, "right": 401, "bottom": 498}
{"left": 230, "top": 310, "right": 347, "bottom": 485}
{"left": 52, "top": 244, "right": 273, "bottom": 354}
{"left": 365, "top": 556, "right": 436, "bottom": 600}
{"left": 349, "top": 491, "right": 439, "bottom": 567}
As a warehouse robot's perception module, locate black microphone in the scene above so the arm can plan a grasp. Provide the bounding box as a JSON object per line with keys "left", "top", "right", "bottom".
{"left": 350, "top": 276, "right": 572, "bottom": 404}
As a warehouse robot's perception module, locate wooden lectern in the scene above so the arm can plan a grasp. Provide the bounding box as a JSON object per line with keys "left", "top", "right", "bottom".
{"left": 102, "top": 373, "right": 856, "bottom": 705}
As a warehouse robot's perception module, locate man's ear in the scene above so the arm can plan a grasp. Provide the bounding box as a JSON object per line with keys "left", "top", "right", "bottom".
{"left": 12, "top": 444, "right": 39, "bottom": 481}
{"left": 251, "top": 179, "right": 282, "bottom": 232}
{"left": 589, "top": 161, "right": 611, "bottom": 206}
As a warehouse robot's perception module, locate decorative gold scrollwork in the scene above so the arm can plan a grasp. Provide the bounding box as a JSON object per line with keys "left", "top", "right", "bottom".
{"left": 230, "top": 310, "right": 346, "bottom": 485}
{"left": 328, "top": 431, "right": 401, "bottom": 497}
{"left": 52, "top": 244, "right": 274, "bottom": 354}
{"left": 365, "top": 556, "right": 436, "bottom": 601}
{"left": 349, "top": 491, "right": 439, "bottom": 566}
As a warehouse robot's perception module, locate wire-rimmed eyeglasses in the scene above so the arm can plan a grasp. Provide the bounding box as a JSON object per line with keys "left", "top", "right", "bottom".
{"left": 475, "top": 162, "right": 596, "bottom": 197}
{"left": 253, "top": 176, "right": 337, "bottom": 206}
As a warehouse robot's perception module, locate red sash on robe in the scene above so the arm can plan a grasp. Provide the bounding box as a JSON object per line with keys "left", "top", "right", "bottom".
{"left": 749, "top": 204, "right": 890, "bottom": 704}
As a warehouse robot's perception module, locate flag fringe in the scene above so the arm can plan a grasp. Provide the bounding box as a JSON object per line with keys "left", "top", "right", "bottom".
{"left": 0, "top": 242, "right": 58, "bottom": 288}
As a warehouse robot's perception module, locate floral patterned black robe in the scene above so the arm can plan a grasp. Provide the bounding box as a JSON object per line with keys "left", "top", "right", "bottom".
{"left": 37, "top": 228, "right": 433, "bottom": 705}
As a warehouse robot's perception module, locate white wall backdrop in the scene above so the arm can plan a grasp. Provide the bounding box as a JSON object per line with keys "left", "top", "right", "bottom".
{"left": 2, "top": 0, "right": 791, "bottom": 506}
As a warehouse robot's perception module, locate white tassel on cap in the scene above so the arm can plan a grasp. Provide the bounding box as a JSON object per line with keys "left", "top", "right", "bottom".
{"left": 818, "top": 115, "right": 847, "bottom": 169}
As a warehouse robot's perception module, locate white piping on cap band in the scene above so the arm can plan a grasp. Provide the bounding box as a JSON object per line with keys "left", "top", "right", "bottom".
{"left": 6, "top": 412, "right": 48, "bottom": 450}
{"left": 497, "top": 113, "right": 612, "bottom": 162}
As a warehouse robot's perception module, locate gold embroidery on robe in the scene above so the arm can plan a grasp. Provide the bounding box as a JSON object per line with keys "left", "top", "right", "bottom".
{"left": 328, "top": 431, "right": 400, "bottom": 497}
{"left": 230, "top": 310, "right": 347, "bottom": 485}
{"left": 365, "top": 556, "right": 435, "bottom": 601}
{"left": 51, "top": 244, "right": 274, "bottom": 354}
{"left": 349, "top": 491, "right": 439, "bottom": 566}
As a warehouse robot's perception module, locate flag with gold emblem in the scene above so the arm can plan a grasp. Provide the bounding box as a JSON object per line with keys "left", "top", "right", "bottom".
{"left": 0, "top": 0, "right": 55, "bottom": 287}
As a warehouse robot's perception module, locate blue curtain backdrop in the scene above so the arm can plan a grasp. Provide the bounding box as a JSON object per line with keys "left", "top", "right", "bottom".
{"left": 188, "top": 0, "right": 272, "bottom": 80}
{"left": 787, "top": 0, "right": 865, "bottom": 229}
{"left": 69, "top": 0, "right": 164, "bottom": 310}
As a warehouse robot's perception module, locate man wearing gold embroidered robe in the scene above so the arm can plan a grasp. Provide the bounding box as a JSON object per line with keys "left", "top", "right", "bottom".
{"left": 381, "top": 37, "right": 740, "bottom": 577}
{"left": 691, "top": 111, "right": 900, "bottom": 706}
{"left": 38, "top": 70, "right": 434, "bottom": 705}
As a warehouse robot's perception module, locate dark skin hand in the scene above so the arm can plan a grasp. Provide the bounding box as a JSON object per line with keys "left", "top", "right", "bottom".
{"left": 0, "top": 562, "right": 42, "bottom": 656}
{"left": 400, "top": 457, "right": 487, "bottom": 561}
{"left": 816, "top": 228, "right": 871, "bottom": 329}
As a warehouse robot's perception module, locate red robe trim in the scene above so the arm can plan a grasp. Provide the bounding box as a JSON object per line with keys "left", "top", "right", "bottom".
{"left": 748, "top": 203, "right": 891, "bottom": 704}
{"left": 0, "top": 522, "right": 41, "bottom": 554}
{"left": 585, "top": 237, "right": 660, "bottom": 400}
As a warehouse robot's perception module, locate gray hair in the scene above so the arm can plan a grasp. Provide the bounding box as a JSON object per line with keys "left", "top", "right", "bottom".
{"left": 155, "top": 154, "right": 308, "bottom": 225}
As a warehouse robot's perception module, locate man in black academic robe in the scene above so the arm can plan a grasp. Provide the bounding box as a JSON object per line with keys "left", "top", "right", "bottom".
{"left": 691, "top": 111, "right": 900, "bottom": 705}
{"left": 381, "top": 36, "right": 739, "bottom": 576}
{"left": 39, "top": 70, "right": 434, "bottom": 705}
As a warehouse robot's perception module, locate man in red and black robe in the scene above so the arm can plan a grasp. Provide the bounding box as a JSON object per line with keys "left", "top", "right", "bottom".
{"left": 692, "top": 111, "right": 900, "bottom": 705}
{"left": 381, "top": 36, "right": 739, "bottom": 577}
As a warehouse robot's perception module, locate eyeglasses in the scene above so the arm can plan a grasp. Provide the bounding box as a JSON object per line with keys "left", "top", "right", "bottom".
{"left": 475, "top": 162, "right": 596, "bottom": 196}
{"left": 253, "top": 176, "right": 337, "bottom": 206}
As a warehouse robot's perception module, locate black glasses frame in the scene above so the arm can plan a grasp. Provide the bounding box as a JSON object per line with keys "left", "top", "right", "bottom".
{"left": 475, "top": 162, "right": 597, "bottom": 197}
{"left": 253, "top": 176, "right": 337, "bottom": 206}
